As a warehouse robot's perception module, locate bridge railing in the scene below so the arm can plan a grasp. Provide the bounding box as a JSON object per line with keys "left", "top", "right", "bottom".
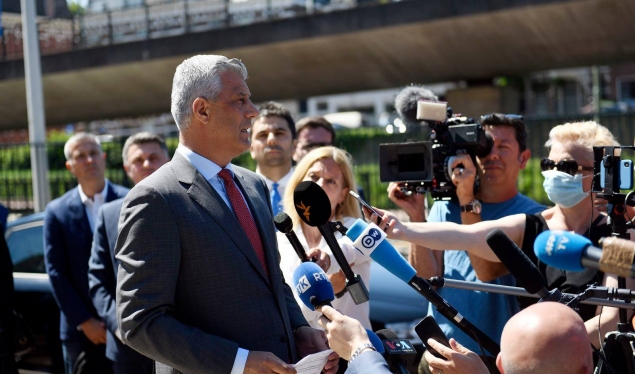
{"left": 0, "top": 0, "right": 372, "bottom": 61}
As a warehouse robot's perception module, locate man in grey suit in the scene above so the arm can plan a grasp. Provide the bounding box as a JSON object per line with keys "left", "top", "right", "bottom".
{"left": 88, "top": 132, "right": 170, "bottom": 373}
{"left": 115, "top": 55, "right": 339, "bottom": 373}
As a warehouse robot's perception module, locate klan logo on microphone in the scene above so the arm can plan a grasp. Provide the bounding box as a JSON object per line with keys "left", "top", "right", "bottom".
{"left": 296, "top": 201, "right": 311, "bottom": 222}
{"left": 296, "top": 275, "right": 311, "bottom": 294}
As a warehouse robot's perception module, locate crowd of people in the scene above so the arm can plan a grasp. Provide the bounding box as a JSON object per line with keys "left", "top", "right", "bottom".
{"left": 1, "top": 52, "right": 634, "bottom": 374}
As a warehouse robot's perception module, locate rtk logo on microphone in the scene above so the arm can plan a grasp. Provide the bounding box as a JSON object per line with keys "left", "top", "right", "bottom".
{"left": 296, "top": 275, "right": 311, "bottom": 294}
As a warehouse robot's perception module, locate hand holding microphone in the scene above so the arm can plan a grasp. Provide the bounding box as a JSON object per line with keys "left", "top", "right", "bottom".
{"left": 294, "top": 181, "right": 369, "bottom": 304}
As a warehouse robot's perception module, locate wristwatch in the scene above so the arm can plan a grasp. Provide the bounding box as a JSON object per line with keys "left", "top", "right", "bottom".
{"left": 460, "top": 199, "right": 482, "bottom": 214}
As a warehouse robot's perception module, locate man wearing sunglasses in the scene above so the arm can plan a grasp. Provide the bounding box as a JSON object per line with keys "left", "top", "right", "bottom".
{"left": 388, "top": 113, "right": 545, "bottom": 365}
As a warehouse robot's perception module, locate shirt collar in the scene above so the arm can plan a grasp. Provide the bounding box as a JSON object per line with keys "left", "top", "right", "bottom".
{"left": 176, "top": 143, "right": 234, "bottom": 180}
{"left": 257, "top": 167, "right": 294, "bottom": 190}
{"left": 77, "top": 180, "right": 109, "bottom": 205}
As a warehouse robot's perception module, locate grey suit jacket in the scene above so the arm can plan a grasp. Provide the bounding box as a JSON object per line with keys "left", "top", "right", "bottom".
{"left": 115, "top": 152, "right": 307, "bottom": 373}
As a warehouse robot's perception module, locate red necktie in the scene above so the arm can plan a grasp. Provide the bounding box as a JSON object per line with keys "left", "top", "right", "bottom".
{"left": 217, "top": 169, "right": 269, "bottom": 278}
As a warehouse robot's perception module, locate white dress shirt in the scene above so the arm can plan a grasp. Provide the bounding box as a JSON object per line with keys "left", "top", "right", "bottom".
{"left": 78, "top": 181, "right": 109, "bottom": 231}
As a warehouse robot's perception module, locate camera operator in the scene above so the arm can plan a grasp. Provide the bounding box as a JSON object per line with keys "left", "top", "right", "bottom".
{"left": 388, "top": 113, "right": 545, "bottom": 360}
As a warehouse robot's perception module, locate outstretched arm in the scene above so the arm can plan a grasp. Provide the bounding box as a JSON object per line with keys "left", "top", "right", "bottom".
{"left": 370, "top": 209, "right": 527, "bottom": 263}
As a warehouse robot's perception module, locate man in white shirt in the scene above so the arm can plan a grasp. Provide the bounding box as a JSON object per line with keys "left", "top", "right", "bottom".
{"left": 249, "top": 101, "right": 297, "bottom": 216}
{"left": 43, "top": 132, "right": 129, "bottom": 374}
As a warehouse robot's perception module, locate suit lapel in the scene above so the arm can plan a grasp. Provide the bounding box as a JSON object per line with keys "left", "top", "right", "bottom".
{"left": 68, "top": 188, "right": 92, "bottom": 237}
{"left": 171, "top": 153, "right": 271, "bottom": 285}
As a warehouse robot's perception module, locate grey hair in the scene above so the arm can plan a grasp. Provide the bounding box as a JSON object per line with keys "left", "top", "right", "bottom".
{"left": 170, "top": 55, "right": 248, "bottom": 131}
{"left": 64, "top": 132, "right": 102, "bottom": 161}
{"left": 122, "top": 132, "right": 169, "bottom": 165}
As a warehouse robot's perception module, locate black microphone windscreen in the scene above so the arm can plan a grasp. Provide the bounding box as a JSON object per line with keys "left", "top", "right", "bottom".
{"left": 485, "top": 229, "right": 546, "bottom": 294}
{"left": 375, "top": 329, "right": 399, "bottom": 340}
{"left": 394, "top": 85, "right": 438, "bottom": 126}
{"left": 293, "top": 181, "right": 332, "bottom": 227}
{"left": 274, "top": 212, "right": 293, "bottom": 234}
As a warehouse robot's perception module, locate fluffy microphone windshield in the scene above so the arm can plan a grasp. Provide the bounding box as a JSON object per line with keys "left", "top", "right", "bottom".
{"left": 394, "top": 85, "right": 439, "bottom": 126}
{"left": 293, "top": 181, "right": 332, "bottom": 227}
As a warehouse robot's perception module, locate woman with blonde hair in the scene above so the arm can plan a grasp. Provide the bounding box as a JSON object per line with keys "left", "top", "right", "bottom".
{"left": 277, "top": 146, "right": 370, "bottom": 329}
{"left": 371, "top": 121, "right": 635, "bottom": 350}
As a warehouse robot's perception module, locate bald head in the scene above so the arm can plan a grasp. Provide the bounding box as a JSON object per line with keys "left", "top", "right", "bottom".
{"left": 496, "top": 302, "right": 593, "bottom": 374}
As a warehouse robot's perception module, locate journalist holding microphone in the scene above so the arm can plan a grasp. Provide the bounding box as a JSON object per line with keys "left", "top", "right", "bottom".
{"left": 371, "top": 121, "right": 635, "bottom": 348}
{"left": 278, "top": 146, "right": 371, "bottom": 329}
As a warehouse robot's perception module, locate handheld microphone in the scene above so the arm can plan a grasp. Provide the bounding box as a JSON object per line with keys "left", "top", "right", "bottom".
{"left": 534, "top": 230, "right": 635, "bottom": 278}
{"left": 486, "top": 229, "right": 562, "bottom": 302}
{"left": 294, "top": 181, "right": 369, "bottom": 305}
{"left": 292, "top": 262, "right": 334, "bottom": 310}
{"left": 375, "top": 329, "right": 416, "bottom": 374}
{"left": 274, "top": 212, "right": 310, "bottom": 262}
{"left": 345, "top": 218, "right": 500, "bottom": 356}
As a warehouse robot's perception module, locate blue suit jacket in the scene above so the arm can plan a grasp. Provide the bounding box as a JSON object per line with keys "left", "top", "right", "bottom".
{"left": 44, "top": 182, "right": 129, "bottom": 341}
{"left": 346, "top": 351, "right": 390, "bottom": 374}
{"left": 88, "top": 198, "right": 153, "bottom": 368}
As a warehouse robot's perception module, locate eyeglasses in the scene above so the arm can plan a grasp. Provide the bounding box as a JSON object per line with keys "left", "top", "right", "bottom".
{"left": 540, "top": 157, "right": 594, "bottom": 176}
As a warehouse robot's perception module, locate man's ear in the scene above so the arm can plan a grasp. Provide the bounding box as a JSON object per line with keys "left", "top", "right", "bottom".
{"left": 65, "top": 160, "right": 73, "bottom": 174}
{"left": 518, "top": 148, "right": 531, "bottom": 169}
{"left": 123, "top": 164, "right": 133, "bottom": 181}
{"left": 192, "top": 97, "right": 210, "bottom": 125}
{"left": 496, "top": 353, "right": 505, "bottom": 373}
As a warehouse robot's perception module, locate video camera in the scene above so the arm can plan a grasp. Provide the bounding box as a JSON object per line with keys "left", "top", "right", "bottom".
{"left": 379, "top": 100, "right": 493, "bottom": 200}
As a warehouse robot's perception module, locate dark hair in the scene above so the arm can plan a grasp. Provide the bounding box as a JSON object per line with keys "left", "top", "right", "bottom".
{"left": 295, "top": 116, "right": 336, "bottom": 145}
{"left": 479, "top": 113, "right": 527, "bottom": 152}
{"left": 122, "top": 132, "right": 169, "bottom": 165}
{"left": 253, "top": 101, "right": 296, "bottom": 139}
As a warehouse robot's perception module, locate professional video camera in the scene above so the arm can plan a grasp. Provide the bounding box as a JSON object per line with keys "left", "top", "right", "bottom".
{"left": 379, "top": 95, "right": 493, "bottom": 200}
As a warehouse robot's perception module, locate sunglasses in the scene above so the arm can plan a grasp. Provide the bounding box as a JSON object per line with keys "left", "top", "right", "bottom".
{"left": 540, "top": 157, "right": 594, "bottom": 176}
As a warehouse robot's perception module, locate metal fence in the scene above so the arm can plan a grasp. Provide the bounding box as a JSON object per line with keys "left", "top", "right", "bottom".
{"left": 1, "top": 111, "right": 634, "bottom": 213}
{"left": 0, "top": 0, "right": 376, "bottom": 61}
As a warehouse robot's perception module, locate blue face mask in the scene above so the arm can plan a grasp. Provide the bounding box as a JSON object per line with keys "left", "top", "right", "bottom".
{"left": 542, "top": 170, "right": 590, "bottom": 208}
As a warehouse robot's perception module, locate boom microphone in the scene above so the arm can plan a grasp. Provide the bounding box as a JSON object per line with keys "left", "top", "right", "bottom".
{"left": 294, "top": 181, "right": 369, "bottom": 305}
{"left": 292, "top": 262, "right": 334, "bottom": 310}
{"left": 345, "top": 218, "right": 500, "bottom": 356}
{"left": 485, "top": 229, "right": 562, "bottom": 302}
{"left": 274, "top": 212, "right": 310, "bottom": 262}
{"left": 375, "top": 329, "right": 416, "bottom": 374}
{"left": 534, "top": 230, "right": 635, "bottom": 279}
{"left": 394, "top": 85, "right": 439, "bottom": 126}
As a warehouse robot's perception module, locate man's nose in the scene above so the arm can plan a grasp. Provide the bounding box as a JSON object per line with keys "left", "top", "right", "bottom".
{"left": 245, "top": 100, "right": 258, "bottom": 118}
{"left": 267, "top": 132, "right": 278, "bottom": 144}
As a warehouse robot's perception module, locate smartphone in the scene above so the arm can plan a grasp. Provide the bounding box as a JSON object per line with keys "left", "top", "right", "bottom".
{"left": 349, "top": 191, "right": 382, "bottom": 219}
{"left": 415, "top": 316, "right": 450, "bottom": 360}
{"left": 600, "top": 159, "right": 634, "bottom": 190}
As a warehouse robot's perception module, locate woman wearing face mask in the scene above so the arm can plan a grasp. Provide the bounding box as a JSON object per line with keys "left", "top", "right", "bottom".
{"left": 368, "top": 121, "right": 635, "bottom": 348}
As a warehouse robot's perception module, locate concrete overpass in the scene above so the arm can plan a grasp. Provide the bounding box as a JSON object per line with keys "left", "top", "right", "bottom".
{"left": 1, "top": 0, "right": 634, "bottom": 129}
